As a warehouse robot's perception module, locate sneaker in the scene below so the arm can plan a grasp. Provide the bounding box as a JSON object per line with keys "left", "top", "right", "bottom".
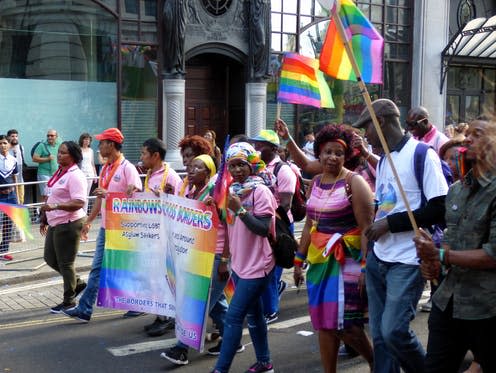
{"left": 0, "top": 254, "right": 13, "bottom": 261}
{"left": 160, "top": 346, "right": 189, "bottom": 365}
{"left": 277, "top": 280, "right": 287, "bottom": 298}
{"left": 207, "top": 341, "right": 245, "bottom": 356}
{"left": 50, "top": 302, "right": 76, "bottom": 314}
{"left": 144, "top": 316, "right": 163, "bottom": 332}
{"left": 74, "top": 282, "right": 87, "bottom": 297}
{"left": 265, "top": 312, "right": 278, "bottom": 324}
{"left": 123, "top": 310, "right": 145, "bottom": 318}
{"left": 420, "top": 299, "right": 432, "bottom": 312}
{"left": 146, "top": 318, "right": 175, "bottom": 337}
{"left": 62, "top": 307, "right": 91, "bottom": 323}
{"left": 245, "top": 361, "right": 274, "bottom": 373}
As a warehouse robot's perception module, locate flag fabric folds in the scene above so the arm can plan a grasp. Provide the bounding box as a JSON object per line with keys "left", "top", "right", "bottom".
{"left": 0, "top": 202, "right": 33, "bottom": 240}
{"left": 213, "top": 135, "right": 233, "bottom": 224}
{"left": 278, "top": 52, "right": 334, "bottom": 109}
{"left": 319, "top": 0, "right": 384, "bottom": 84}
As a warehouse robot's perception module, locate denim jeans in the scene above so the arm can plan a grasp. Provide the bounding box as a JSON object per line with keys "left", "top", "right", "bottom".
{"left": 215, "top": 269, "right": 274, "bottom": 373}
{"left": 0, "top": 191, "right": 17, "bottom": 253}
{"left": 366, "top": 251, "right": 425, "bottom": 373}
{"left": 177, "top": 254, "right": 228, "bottom": 350}
{"left": 77, "top": 227, "right": 105, "bottom": 317}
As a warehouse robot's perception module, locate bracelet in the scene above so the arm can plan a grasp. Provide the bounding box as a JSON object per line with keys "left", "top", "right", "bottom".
{"left": 220, "top": 256, "right": 230, "bottom": 263}
{"left": 439, "top": 248, "right": 445, "bottom": 265}
{"left": 360, "top": 260, "right": 366, "bottom": 273}
{"left": 236, "top": 206, "right": 247, "bottom": 216}
{"left": 294, "top": 252, "right": 306, "bottom": 267}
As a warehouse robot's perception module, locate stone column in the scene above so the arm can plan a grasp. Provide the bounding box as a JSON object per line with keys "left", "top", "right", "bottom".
{"left": 163, "top": 79, "right": 185, "bottom": 169}
{"left": 411, "top": 0, "right": 449, "bottom": 128}
{"left": 245, "top": 82, "right": 268, "bottom": 137}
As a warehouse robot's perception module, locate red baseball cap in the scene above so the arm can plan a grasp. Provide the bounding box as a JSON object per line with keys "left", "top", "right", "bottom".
{"left": 95, "top": 128, "right": 124, "bottom": 144}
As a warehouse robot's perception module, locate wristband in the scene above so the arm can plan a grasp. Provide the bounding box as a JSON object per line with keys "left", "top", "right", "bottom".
{"left": 360, "top": 260, "right": 366, "bottom": 273}
{"left": 236, "top": 206, "right": 247, "bottom": 217}
{"left": 220, "top": 256, "right": 230, "bottom": 263}
{"left": 439, "top": 248, "right": 445, "bottom": 265}
{"left": 294, "top": 252, "right": 306, "bottom": 267}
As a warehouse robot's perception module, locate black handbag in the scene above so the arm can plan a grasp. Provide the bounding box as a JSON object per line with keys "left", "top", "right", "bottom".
{"left": 269, "top": 206, "right": 298, "bottom": 269}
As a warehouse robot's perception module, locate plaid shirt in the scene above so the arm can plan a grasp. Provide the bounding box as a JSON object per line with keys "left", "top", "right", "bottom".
{"left": 434, "top": 170, "right": 496, "bottom": 319}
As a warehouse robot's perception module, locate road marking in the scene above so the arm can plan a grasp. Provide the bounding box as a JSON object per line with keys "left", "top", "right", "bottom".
{"left": 107, "top": 315, "right": 312, "bottom": 357}
{"left": 0, "top": 310, "right": 123, "bottom": 330}
{"left": 108, "top": 338, "right": 177, "bottom": 356}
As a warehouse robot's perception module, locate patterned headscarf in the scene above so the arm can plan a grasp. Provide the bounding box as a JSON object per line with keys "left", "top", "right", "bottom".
{"left": 226, "top": 142, "right": 266, "bottom": 174}
{"left": 226, "top": 142, "right": 276, "bottom": 197}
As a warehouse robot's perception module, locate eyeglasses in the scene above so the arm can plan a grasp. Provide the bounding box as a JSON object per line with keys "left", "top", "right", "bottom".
{"left": 405, "top": 118, "right": 427, "bottom": 128}
{"left": 47, "top": 134, "right": 56, "bottom": 137}
{"left": 189, "top": 166, "right": 207, "bottom": 173}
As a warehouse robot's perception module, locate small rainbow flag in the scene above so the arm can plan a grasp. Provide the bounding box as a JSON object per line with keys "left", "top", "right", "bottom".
{"left": 0, "top": 202, "right": 33, "bottom": 240}
{"left": 223, "top": 276, "right": 235, "bottom": 304}
{"left": 213, "top": 135, "right": 234, "bottom": 224}
{"left": 278, "top": 52, "right": 334, "bottom": 109}
{"left": 319, "top": 0, "right": 384, "bottom": 84}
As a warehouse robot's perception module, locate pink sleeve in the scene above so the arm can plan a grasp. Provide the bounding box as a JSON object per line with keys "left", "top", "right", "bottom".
{"left": 276, "top": 164, "right": 297, "bottom": 194}
{"left": 126, "top": 163, "right": 143, "bottom": 190}
{"left": 252, "top": 185, "right": 277, "bottom": 216}
{"left": 69, "top": 172, "right": 87, "bottom": 201}
{"left": 166, "top": 169, "right": 183, "bottom": 195}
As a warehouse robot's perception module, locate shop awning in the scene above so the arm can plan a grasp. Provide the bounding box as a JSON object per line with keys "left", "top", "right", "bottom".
{"left": 440, "top": 16, "right": 496, "bottom": 93}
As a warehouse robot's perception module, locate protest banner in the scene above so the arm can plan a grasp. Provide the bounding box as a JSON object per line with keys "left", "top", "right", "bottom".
{"left": 97, "top": 192, "right": 218, "bottom": 351}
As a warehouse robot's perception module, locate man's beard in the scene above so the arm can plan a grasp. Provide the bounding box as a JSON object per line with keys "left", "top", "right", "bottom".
{"left": 10, "top": 139, "right": 18, "bottom": 145}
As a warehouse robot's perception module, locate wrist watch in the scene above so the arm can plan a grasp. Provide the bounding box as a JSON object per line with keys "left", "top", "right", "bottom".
{"left": 50, "top": 203, "right": 59, "bottom": 210}
{"left": 236, "top": 206, "right": 247, "bottom": 217}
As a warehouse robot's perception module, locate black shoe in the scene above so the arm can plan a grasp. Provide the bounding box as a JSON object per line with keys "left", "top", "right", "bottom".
{"left": 74, "top": 282, "right": 87, "bottom": 297}
{"left": 144, "top": 316, "right": 163, "bottom": 332}
{"left": 207, "top": 341, "right": 245, "bottom": 356}
{"left": 147, "top": 318, "right": 175, "bottom": 337}
{"left": 50, "top": 302, "right": 76, "bottom": 314}
{"left": 160, "top": 346, "right": 189, "bottom": 365}
{"left": 265, "top": 312, "right": 279, "bottom": 324}
{"left": 123, "top": 311, "right": 145, "bottom": 318}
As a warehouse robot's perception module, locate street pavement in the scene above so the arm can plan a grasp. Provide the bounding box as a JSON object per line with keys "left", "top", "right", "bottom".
{"left": 0, "top": 222, "right": 472, "bottom": 372}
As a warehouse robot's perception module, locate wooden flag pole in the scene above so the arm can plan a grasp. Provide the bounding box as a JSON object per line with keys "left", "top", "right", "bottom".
{"left": 276, "top": 102, "right": 282, "bottom": 120}
{"left": 331, "top": 10, "right": 419, "bottom": 234}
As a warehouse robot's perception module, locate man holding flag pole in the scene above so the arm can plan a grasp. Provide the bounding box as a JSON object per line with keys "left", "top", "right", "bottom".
{"left": 315, "top": 1, "right": 448, "bottom": 372}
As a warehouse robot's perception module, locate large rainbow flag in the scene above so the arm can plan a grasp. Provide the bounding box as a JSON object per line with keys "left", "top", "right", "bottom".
{"left": 97, "top": 192, "right": 218, "bottom": 351}
{"left": 319, "top": 0, "right": 384, "bottom": 84}
{"left": 278, "top": 52, "right": 334, "bottom": 108}
{"left": 0, "top": 202, "right": 33, "bottom": 240}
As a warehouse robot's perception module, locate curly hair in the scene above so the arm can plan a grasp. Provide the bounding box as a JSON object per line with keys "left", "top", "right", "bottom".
{"left": 62, "top": 141, "right": 83, "bottom": 165}
{"left": 78, "top": 133, "right": 92, "bottom": 147}
{"left": 314, "top": 124, "right": 355, "bottom": 160}
{"left": 178, "top": 135, "right": 212, "bottom": 157}
{"left": 470, "top": 114, "right": 496, "bottom": 176}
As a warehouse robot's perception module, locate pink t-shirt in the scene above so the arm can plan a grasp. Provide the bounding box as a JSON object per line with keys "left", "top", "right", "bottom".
{"left": 101, "top": 159, "right": 142, "bottom": 229}
{"left": 267, "top": 156, "right": 297, "bottom": 222}
{"left": 414, "top": 126, "right": 449, "bottom": 154}
{"left": 147, "top": 163, "right": 182, "bottom": 196}
{"left": 46, "top": 165, "right": 87, "bottom": 226}
{"left": 228, "top": 185, "right": 277, "bottom": 279}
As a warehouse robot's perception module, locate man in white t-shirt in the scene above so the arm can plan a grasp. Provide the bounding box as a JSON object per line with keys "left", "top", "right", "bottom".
{"left": 353, "top": 99, "right": 449, "bottom": 373}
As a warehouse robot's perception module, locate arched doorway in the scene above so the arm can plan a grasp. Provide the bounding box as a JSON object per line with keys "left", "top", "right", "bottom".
{"left": 185, "top": 53, "right": 245, "bottom": 146}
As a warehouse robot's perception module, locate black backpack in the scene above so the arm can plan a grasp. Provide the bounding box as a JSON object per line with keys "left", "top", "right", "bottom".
{"left": 273, "top": 161, "right": 307, "bottom": 222}
{"left": 269, "top": 206, "right": 298, "bottom": 269}
{"left": 31, "top": 141, "right": 49, "bottom": 158}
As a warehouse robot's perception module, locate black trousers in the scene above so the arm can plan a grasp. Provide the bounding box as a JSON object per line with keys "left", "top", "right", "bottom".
{"left": 425, "top": 297, "right": 496, "bottom": 373}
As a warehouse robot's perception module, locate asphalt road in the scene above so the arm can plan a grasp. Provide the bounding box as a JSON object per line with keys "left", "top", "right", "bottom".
{"left": 0, "top": 282, "right": 414, "bottom": 373}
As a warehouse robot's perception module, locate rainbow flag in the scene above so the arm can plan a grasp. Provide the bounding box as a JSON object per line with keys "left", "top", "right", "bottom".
{"left": 319, "top": 0, "right": 384, "bottom": 84}
{"left": 0, "top": 202, "right": 33, "bottom": 240}
{"left": 223, "top": 276, "right": 235, "bottom": 304}
{"left": 278, "top": 52, "right": 334, "bottom": 108}
{"left": 213, "top": 135, "right": 233, "bottom": 223}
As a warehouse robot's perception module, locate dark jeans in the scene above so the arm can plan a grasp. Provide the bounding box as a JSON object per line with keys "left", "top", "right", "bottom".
{"left": 0, "top": 191, "right": 17, "bottom": 253}
{"left": 44, "top": 218, "right": 85, "bottom": 303}
{"left": 426, "top": 298, "right": 496, "bottom": 373}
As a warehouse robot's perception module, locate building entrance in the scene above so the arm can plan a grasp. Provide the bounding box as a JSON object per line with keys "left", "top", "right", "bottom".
{"left": 185, "top": 53, "right": 245, "bottom": 146}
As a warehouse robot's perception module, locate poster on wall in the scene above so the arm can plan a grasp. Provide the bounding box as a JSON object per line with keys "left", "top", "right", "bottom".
{"left": 97, "top": 192, "right": 218, "bottom": 351}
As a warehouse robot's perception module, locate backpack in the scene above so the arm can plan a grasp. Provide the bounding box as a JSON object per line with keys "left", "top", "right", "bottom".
{"left": 273, "top": 161, "right": 307, "bottom": 222}
{"left": 269, "top": 206, "right": 298, "bottom": 269}
{"left": 31, "top": 141, "right": 49, "bottom": 158}
{"left": 413, "top": 142, "right": 453, "bottom": 247}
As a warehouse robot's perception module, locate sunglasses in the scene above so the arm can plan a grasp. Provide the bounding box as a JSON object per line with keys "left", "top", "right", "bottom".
{"left": 405, "top": 118, "right": 427, "bottom": 128}
{"left": 47, "top": 134, "right": 56, "bottom": 137}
